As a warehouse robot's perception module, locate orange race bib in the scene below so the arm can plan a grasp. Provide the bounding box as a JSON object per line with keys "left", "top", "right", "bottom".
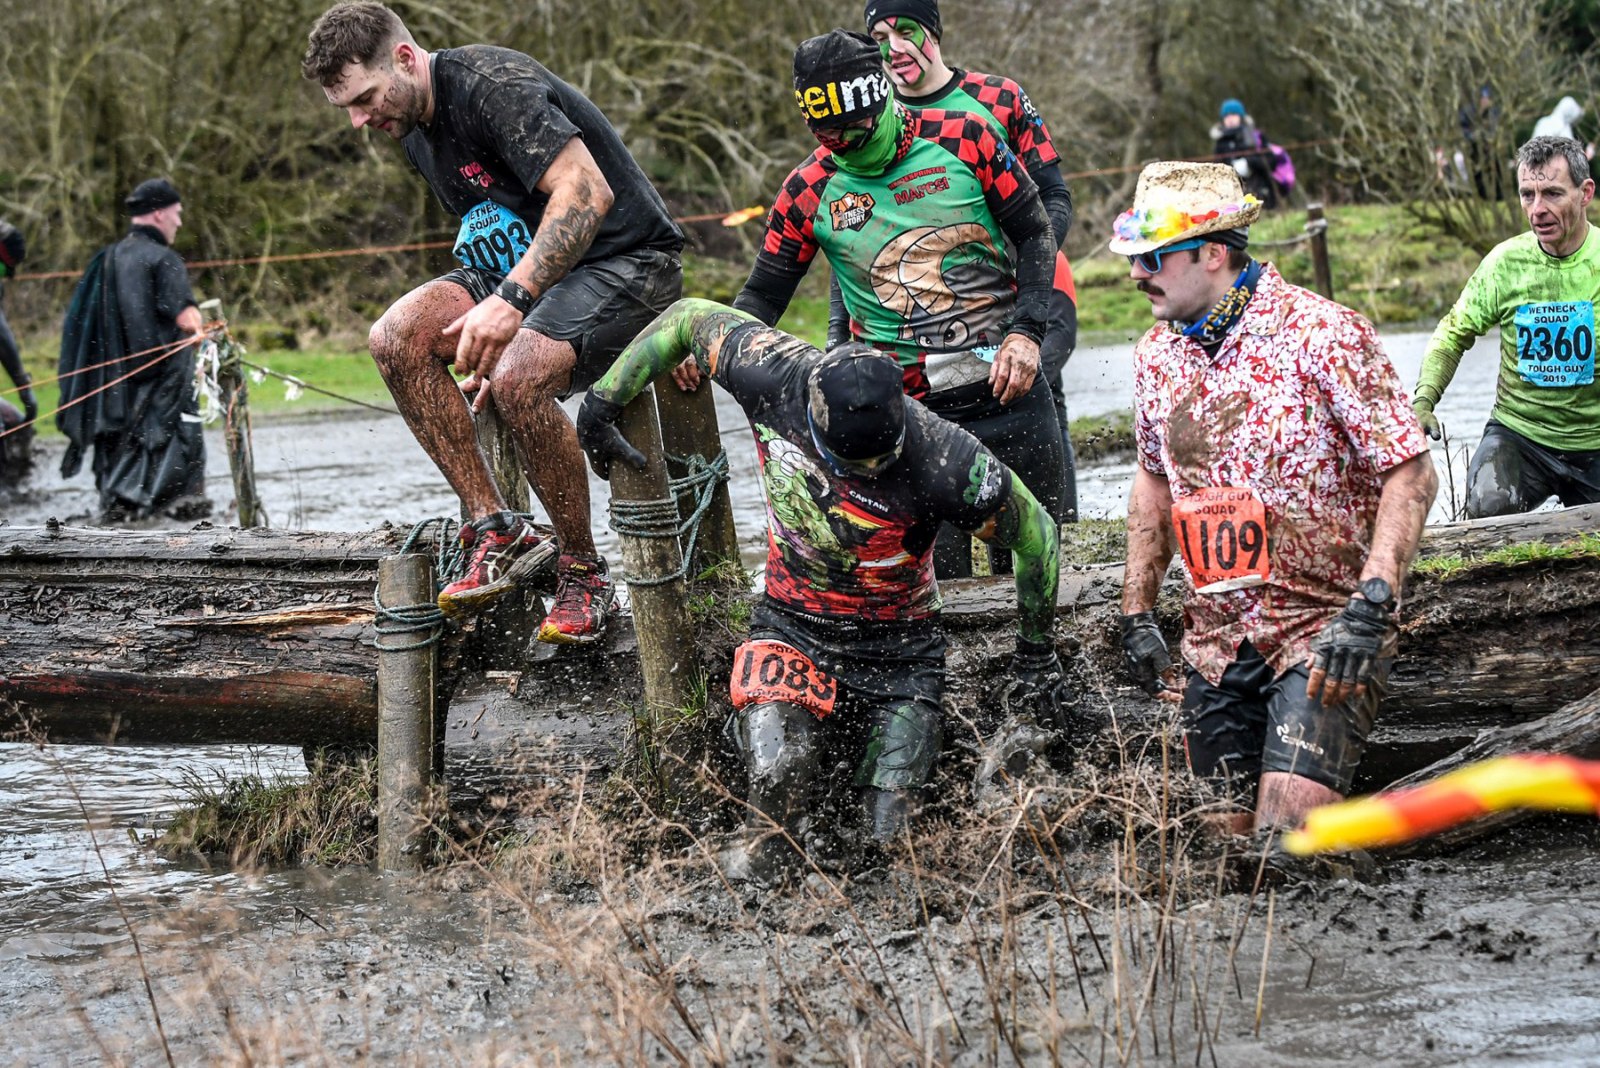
{"left": 730, "top": 640, "right": 839, "bottom": 719}
{"left": 1171, "top": 487, "right": 1271, "bottom": 594}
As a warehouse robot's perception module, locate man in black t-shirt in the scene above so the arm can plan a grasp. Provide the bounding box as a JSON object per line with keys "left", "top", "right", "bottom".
{"left": 303, "top": 2, "right": 684, "bottom": 642}
{"left": 577, "top": 298, "right": 1076, "bottom": 877}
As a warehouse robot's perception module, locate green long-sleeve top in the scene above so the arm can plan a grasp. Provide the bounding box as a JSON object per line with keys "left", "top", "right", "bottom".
{"left": 1417, "top": 226, "right": 1600, "bottom": 450}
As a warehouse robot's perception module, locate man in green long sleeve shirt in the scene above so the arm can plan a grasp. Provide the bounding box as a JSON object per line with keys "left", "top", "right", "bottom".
{"left": 575, "top": 298, "right": 1072, "bottom": 877}
{"left": 1415, "top": 136, "right": 1600, "bottom": 517}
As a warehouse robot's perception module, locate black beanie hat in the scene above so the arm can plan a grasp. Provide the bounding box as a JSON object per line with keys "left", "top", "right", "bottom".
{"left": 793, "top": 30, "right": 892, "bottom": 130}
{"left": 0, "top": 220, "right": 24, "bottom": 272}
{"left": 863, "top": 0, "right": 942, "bottom": 39}
{"left": 807, "top": 343, "right": 907, "bottom": 464}
{"left": 125, "top": 178, "right": 182, "bottom": 216}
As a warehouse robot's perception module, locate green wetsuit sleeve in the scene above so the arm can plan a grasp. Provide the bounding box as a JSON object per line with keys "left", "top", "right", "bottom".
{"left": 590, "top": 298, "right": 756, "bottom": 406}
{"left": 981, "top": 476, "right": 1060, "bottom": 644}
{"left": 1417, "top": 260, "right": 1499, "bottom": 407}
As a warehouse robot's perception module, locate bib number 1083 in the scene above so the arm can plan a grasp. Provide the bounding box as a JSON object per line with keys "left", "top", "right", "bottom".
{"left": 730, "top": 640, "right": 839, "bottom": 718}
{"left": 1171, "top": 487, "right": 1271, "bottom": 594}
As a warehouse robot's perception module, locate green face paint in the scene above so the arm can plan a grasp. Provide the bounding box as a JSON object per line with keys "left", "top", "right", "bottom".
{"left": 896, "top": 17, "right": 926, "bottom": 50}
{"left": 829, "top": 102, "right": 904, "bottom": 177}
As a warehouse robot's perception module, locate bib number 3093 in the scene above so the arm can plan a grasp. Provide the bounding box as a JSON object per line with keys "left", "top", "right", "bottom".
{"left": 453, "top": 200, "right": 533, "bottom": 277}
{"left": 730, "top": 640, "right": 839, "bottom": 719}
{"left": 1171, "top": 487, "right": 1270, "bottom": 594}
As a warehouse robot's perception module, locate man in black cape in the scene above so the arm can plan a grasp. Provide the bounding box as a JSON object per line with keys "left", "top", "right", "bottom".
{"left": 58, "top": 178, "right": 211, "bottom": 521}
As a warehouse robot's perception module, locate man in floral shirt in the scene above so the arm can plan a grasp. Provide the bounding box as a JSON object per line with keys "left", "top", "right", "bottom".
{"left": 1112, "top": 162, "right": 1438, "bottom": 837}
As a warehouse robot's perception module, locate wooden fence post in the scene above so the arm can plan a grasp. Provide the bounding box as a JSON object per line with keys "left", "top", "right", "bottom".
{"left": 376, "top": 553, "right": 440, "bottom": 872}
{"left": 610, "top": 386, "right": 699, "bottom": 724}
{"left": 654, "top": 381, "right": 740, "bottom": 575}
{"left": 198, "top": 299, "right": 264, "bottom": 528}
{"left": 1307, "top": 203, "right": 1334, "bottom": 301}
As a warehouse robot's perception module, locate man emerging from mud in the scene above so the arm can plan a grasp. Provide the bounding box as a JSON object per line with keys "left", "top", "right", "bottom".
{"left": 1415, "top": 136, "right": 1600, "bottom": 518}
{"left": 302, "top": 2, "right": 683, "bottom": 641}
{"left": 577, "top": 298, "right": 1072, "bottom": 878}
{"left": 1112, "top": 162, "right": 1437, "bottom": 847}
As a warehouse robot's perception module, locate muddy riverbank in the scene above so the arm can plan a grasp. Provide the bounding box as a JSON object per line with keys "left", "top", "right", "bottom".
{"left": 5, "top": 329, "right": 1595, "bottom": 1065}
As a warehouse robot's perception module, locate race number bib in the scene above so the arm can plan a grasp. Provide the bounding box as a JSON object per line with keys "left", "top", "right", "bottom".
{"left": 1514, "top": 301, "right": 1596, "bottom": 388}
{"left": 730, "top": 639, "right": 839, "bottom": 719}
{"left": 1171, "top": 487, "right": 1270, "bottom": 594}
{"left": 453, "top": 200, "right": 533, "bottom": 277}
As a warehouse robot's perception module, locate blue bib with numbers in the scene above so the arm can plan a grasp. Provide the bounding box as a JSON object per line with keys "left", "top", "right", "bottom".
{"left": 452, "top": 200, "right": 533, "bottom": 277}
{"left": 1515, "top": 300, "right": 1596, "bottom": 387}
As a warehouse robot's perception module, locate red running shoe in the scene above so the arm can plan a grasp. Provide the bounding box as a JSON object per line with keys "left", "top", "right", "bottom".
{"left": 436, "top": 512, "right": 555, "bottom": 620}
{"left": 536, "top": 554, "right": 616, "bottom": 644}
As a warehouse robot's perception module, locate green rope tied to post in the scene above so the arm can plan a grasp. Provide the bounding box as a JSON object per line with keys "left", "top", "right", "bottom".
{"left": 371, "top": 516, "right": 462, "bottom": 651}
{"left": 608, "top": 450, "right": 730, "bottom": 587}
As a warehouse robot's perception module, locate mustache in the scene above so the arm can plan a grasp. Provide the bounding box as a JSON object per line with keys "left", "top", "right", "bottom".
{"left": 1137, "top": 280, "right": 1165, "bottom": 297}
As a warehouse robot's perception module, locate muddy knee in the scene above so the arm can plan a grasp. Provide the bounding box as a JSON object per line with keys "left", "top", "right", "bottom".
{"left": 735, "top": 701, "right": 822, "bottom": 827}
{"left": 368, "top": 312, "right": 437, "bottom": 381}
{"left": 860, "top": 700, "right": 942, "bottom": 794}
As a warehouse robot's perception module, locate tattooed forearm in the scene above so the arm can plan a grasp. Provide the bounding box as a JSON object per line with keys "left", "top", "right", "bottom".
{"left": 513, "top": 174, "right": 606, "bottom": 301}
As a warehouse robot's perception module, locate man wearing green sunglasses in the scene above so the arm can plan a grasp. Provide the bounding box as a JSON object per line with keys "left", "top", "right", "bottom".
{"left": 1111, "top": 161, "right": 1437, "bottom": 857}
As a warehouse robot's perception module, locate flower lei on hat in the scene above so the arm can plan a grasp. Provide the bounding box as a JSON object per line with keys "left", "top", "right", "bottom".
{"left": 1113, "top": 195, "right": 1262, "bottom": 244}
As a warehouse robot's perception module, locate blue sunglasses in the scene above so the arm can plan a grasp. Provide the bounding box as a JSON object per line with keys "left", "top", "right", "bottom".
{"left": 1128, "top": 238, "right": 1207, "bottom": 273}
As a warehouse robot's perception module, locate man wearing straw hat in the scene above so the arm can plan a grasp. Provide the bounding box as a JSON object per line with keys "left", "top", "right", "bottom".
{"left": 1112, "top": 161, "right": 1437, "bottom": 838}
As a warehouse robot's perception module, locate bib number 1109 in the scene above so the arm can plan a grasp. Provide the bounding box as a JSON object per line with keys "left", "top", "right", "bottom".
{"left": 1171, "top": 487, "right": 1271, "bottom": 594}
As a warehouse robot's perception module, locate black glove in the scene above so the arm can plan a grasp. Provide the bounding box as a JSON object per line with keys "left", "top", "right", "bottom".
{"left": 575, "top": 391, "right": 646, "bottom": 480}
{"left": 19, "top": 383, "right": 36, "bottom": 424}
{"left": 1308, "top": 595, "right": 1392, "bottom": 695}
{"left": 1005, "top": 637, "right": 1076, "bottom": 732}
{"left": 1120, "top": 610, "right": 1175, "bottom": 696}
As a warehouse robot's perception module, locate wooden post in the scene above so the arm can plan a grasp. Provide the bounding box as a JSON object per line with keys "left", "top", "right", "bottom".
{"left": 1306, "top": 203, "right": 1334, "bottom": 301}
{"left": 610, "top": 386, "right": 699, "bottom": 722}
{"left": 376, "top": 553, "right": 439, "bottom": 872}
{"left": 470, "top": 401, "right": 538, "bottom": 672}
{"left": 654, "top": 380, "right": 740, "bottom": 575}
{"left": 473, "top": 403, "right": 530, "bottom": 513}
{"left": 199, "top": 299, "right": 264, "bottom": 528}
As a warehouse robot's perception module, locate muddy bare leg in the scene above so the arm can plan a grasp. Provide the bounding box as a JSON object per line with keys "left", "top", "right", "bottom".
{"left": 1255, "top": 771, "right": 1341, "bottom": 830}
{"left": 492, "top": 333, "right": 596, "bottom": 558}
{"left": 368, "top": 281, "right": 506, "bottom": 517}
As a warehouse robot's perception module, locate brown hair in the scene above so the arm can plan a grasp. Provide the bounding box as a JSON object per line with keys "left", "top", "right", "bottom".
{"left": 302, "top": 2, "right": 412, "bottom": 85}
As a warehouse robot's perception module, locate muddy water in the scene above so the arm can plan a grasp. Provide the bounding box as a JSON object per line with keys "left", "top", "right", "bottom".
{"left": 7, "top": 329, "right": 1589, "bottom": 1065}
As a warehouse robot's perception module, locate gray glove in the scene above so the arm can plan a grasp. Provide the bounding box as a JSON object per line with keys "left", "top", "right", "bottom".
{"left": 1120, "top": 610, "right": 1175, "bottom": 696}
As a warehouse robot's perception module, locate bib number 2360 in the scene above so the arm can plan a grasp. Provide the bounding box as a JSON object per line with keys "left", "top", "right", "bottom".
{"left": 1171, "top": 487, "right": 1270, "bottom": 594}
{"left": 1515, "top": 301, "right": 1596, "bottom": 388}
{"left": 730, "top": 640, "right": 838, "bottom": 719}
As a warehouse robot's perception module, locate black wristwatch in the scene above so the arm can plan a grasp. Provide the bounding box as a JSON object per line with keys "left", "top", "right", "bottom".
{"left": 1355, "top": 576, "right": 1395, "bottom": 611}
{"left": 493, "top": 276, "right": 536, "bottom": 316}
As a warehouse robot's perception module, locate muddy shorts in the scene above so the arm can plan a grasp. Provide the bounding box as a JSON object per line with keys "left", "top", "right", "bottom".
{"left": 1181, "top": 639, "right": 1384, "bottom": 798}
{"left": 1465, "top": 420, "right": 1600, "bottom": 518}
{"left": 733, "top": 599, "right": 946, "bottom": 792}
{"left": 438, "top": 247, "right": 682, "bottom": 397}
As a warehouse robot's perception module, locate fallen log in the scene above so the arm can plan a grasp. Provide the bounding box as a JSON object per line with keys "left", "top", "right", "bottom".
{"left": 1378, "top": 687, "right": 1600, "bottom": 858}
{"left": 0, "top": 522, "right": 407, "bottom": 745}
{"left": 2, "top": 507, "right": 1598, "bottom": 786}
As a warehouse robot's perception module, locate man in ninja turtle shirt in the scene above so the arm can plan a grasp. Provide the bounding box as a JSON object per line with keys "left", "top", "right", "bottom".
{"left": 304, "top": 2, "right": 683, "bottom": 642}
{"left": 675, "top": 30, "right": 1064, "bottom": 580}
{"left": 578, "top": 297, "right": 1073, "bottom": 878}
{"left": 855, "top": 0, "right": 1083, "bottom": 525}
